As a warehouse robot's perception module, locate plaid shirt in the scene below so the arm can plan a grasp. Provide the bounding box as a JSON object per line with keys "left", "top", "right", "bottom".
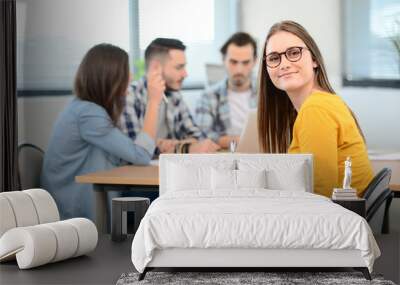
{"left": 195, "top": 78, "right": 258, "bottom": 142}
{"left": 119, "top": 78, "right": 204, "bottom": 145}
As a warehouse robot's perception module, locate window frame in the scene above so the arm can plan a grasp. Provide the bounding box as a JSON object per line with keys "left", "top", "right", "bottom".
{"left": 341, "top": 0, "right": 400, "bottom": 89}
{"left": 129, "top": 0, "right": 239, "bottom": 90}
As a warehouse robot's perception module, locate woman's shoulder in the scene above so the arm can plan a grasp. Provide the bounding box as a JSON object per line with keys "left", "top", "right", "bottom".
{"left": 66, "top": 98, "right": 114, "bottom": 133}
{"left": 298, "top": 91, "right": 350, "bottom": 121}
{"left": 302, "top": 91, "right": 344, "bottom": 110}
{"left": 69, "top": 97, "right": 108, "bottom": 116}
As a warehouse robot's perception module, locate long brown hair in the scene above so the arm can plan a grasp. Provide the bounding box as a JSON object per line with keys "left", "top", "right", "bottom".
{"left": 74, "top": 43, "right": 129, "bottom": 124}
{"left": 257, "top": 20, "right": 364, "bottom": 153}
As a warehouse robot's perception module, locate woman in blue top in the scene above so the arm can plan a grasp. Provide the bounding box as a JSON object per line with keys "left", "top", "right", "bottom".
{"left": 41, "top": 43, "right": 165, "bottom": 220}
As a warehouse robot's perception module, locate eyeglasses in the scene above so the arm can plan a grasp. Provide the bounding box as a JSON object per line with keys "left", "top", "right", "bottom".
{"left": 265, "top": 46, "right": 309, "bottom": 68}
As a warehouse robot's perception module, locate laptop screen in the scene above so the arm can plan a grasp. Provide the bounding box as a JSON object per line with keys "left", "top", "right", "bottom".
{"left": 236, "top": 110, "right": 261, "bottom": 153}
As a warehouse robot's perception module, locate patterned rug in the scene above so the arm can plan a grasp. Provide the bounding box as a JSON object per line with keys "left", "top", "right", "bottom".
{"left": 116, "top": 271, "right": 395, "bottom": 285}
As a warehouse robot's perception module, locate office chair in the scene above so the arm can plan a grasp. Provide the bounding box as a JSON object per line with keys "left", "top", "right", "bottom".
{"left": 18, "top": 143, "right": 44, "bottom": 189}
{"left": 362, "top": 168, "right": 393, "bottom": 234}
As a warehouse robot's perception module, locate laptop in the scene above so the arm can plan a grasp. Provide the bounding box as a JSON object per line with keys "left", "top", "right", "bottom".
{"left": 236, "top": 110, "right": 261, "bottom": 153}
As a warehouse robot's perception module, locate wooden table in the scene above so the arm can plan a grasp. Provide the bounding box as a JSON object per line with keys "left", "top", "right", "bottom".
{"left": 76, "top": 165, "right": 158, "bottom": 233}
{"left": 390, "top": 184, "right": 400, "bottom": 198}
{"left": 369, "top": 153, "right": 400, "bottom": 198}
{"left": 76, "top": 165, "right": 158, "bottom": 185}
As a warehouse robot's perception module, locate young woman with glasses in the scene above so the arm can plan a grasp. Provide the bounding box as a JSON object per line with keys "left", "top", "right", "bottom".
{"left": 257, "top": 20, "right": 373, "bottom": 197}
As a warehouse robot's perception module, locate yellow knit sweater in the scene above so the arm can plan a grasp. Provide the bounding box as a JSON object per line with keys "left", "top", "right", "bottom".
{"left": 288, "top": 91, "right": 373, "bottom": 197}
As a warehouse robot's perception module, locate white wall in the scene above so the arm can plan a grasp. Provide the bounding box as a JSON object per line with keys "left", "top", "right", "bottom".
{"left": 341, "top": 87, "right": 400, "bottom": 151}
{"left": 17, "top": 0, "right": 129, "bottom": 90}
{"left": 18, "top": 95, "right": 73, "bottom": 149}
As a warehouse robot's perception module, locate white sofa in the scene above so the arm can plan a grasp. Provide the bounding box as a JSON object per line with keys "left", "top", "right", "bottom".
{"left": 0, "top": 188, "right": 98, "bottom": 269}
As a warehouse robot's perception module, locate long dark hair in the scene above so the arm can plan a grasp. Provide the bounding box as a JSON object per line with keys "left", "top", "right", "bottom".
{"left": 257, "top": 20, "right": 364, "bottom": 153}
{"left": 74, "top": 43, "right": 129, "bottom": 124}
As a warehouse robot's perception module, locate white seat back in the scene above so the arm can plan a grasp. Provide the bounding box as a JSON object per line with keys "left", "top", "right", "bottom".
{"left": 0, "top": 189, "right": 59, "bottom": 237}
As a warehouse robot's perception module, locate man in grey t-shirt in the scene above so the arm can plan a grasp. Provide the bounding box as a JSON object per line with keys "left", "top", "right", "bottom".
{"left": 196, "top": 32, "right": 258, "bottom": 149}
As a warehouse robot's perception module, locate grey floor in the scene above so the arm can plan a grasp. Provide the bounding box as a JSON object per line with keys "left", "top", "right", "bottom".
{"left": 0, "top": 235, "right": 134, "bottom": 285}
{"left": 0, "top": 234, "right": 399, "bottom": 285}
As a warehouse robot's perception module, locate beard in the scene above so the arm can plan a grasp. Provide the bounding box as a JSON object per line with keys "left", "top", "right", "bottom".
{"left": 230, "top": 74, "right": 247, "bottom": 87}
{"left": 165, "top": 78, "right": 184, "bottom": 92}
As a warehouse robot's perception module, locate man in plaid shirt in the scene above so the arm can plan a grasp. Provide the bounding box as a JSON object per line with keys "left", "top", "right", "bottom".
{"left": 120, "top": 38, "right": 220, "bottom": 155}
{"left": 196, "top": 32, "right": 258, "bottom": 149}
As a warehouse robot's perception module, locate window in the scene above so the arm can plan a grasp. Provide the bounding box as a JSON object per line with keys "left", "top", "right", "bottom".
{"left": 16, "top": 0, "right": 130, "bottom": 94}
{"left": 343, "top": 0, "right": 400, "bottom": 88}
{"left": 131, "top": 0, "right": 238, "bottom": 87}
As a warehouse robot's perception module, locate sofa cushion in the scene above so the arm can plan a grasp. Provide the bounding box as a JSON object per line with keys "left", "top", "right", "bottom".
{"left": 0, "top": 196, "right": 17, "bottom": 237}
{"left": 24, "top": 189, "right": 59, "bottom": 223}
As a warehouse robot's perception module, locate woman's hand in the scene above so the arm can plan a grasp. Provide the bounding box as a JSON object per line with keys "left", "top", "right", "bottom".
{"left": 189, "top": 139, "right": 221, "bottom": 153}
{"left": 157, "top": 139, "right": 179, "bottom": 153}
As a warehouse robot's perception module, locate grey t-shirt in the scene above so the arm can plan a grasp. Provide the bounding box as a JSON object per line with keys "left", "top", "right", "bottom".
{"left": 156, "top": 100, "right": 168, "bottom": 139}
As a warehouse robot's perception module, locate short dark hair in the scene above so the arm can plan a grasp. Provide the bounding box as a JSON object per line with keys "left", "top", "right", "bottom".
{"left": 220, "top": 32, "right": 257, "bottom": 59}
{"left": 144, "top": 38, "right": 186, "bottom": 68}
{"left": 74, "top": 43, "right": 129, "bottom": 125}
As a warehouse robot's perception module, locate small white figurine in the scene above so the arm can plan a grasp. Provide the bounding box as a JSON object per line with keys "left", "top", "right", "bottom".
{"left": 342, "top": 156, "right": 352, "bottom": 189}
{"left": 230, "top": 140, "right": 237, "bottom": 153}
